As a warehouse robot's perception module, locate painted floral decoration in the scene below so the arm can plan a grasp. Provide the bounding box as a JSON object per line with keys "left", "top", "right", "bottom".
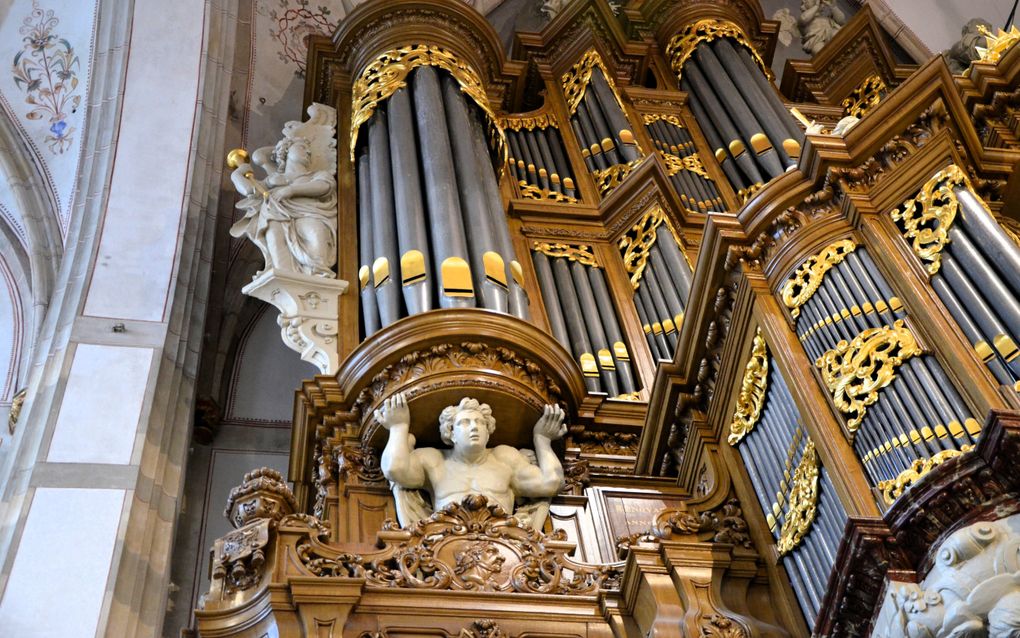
{"left": 267, "top": 0, "right": 337, "bottom": 78}
{"left": 12, "top": 2, "right": 81, "bottom": 154}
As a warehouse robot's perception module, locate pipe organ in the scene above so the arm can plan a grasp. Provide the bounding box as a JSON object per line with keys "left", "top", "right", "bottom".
{"left": 201, "top": 2, "right": 1020, "bottom": 638}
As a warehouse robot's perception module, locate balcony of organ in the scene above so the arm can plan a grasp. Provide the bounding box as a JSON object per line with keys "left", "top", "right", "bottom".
{"left": 202, "top": 1, "right": 1020, "bottom": 637}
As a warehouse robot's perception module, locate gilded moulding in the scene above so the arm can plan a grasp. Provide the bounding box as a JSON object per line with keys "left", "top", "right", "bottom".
{"left": 665, "top": 19, "right": 770, "bottom": 81}
{"left": 890, "top": 164, "right": 979, "bottom": 275}
{"left": 350, "top": 44, "right": 505, "bottom": 162}
{"left": 593, "top": 159, "right": 641, "bottom": 195}
{"left": 561, "top": 49, "right": 625, "bottom": 116}
{"left": 727, "top": 328, "right": 769, "bottom": 446}
{"left": 876, "top": 446, "right": 974, "bottom": 503}
{"left": 815, "top": 319, "right": 922, "bottom": 432}
{"left": 776, "top": 439, "right": 819, "bottom": 556}
{"left": 519, "top": 182, "right": 578, "bottom": 204}
{"left": 642, "top": 113, "right": 684, "bottom": 128}
{"left": 499, "top": 112, "right": 555, "bottom": 131}
{"left": 781, "top": 239, "right": 857, "bottom": 318}
{"left": 619, "top": 206, "right": 666, "bottom": 287}
{"left": 532, "top": 241, "right": 598, "bottom": 267}
{"left": 842, "top": 74, "right": 887, "bottom": 119}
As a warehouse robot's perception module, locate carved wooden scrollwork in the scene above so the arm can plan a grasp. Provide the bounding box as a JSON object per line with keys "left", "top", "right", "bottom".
{"left": 292, "top": 494, "right": 623, "bottom": 594}
{"left": 665, "top": 19, "right": 769, "bottom": 81}
{"left": 890, "top": 164, "right": 974, "bottom": 275}
{"left": 776, "top": 439, "right": 819, "bottom": 556}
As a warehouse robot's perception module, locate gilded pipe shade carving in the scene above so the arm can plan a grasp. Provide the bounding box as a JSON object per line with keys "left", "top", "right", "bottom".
{"left": 350, "top": 44, "right": 505, "bottom": 162}
{"left": 777, "top": 439, "right": 819, "bottom": 556}
{"left": 815, "top": 320, "right": 922, "bottom": 432}
{"left": 664, "top": 19, "right": 769, "bottom": 81}
{"left": 890, "top": 164, "right": 969, "bottom": 275}
{"left": 727, "top": 329, "right": 769, "bottom": 446}
{"left": 781, "top": 239, "right": 858, "bottom": 318}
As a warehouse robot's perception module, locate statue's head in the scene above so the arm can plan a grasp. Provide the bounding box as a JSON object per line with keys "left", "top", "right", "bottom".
{"left": 273, "top": 136, "right": 311, "bottom": 173}
{"left": 439, "top": 398, "right": 496, "bottom": 450}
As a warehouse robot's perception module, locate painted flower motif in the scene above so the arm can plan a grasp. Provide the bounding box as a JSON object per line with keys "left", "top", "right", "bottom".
{"left": 11, "top": 1, "right": 81, "bottom": 153}
{"left": 267, "top": 0, "right": 337, "bottom": 77}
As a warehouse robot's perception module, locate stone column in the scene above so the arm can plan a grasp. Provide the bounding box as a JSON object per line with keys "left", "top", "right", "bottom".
{"left": 0, "top": 0, "right": 235, "bottom": 635}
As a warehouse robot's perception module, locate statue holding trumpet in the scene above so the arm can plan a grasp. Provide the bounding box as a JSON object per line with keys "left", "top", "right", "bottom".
{"left": 227, "top": 103, "right": 339, "bottom": 277}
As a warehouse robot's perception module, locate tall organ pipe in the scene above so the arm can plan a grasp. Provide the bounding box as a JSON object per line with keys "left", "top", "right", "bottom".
{"left": 590, "top": 70, "right": 640, "bottom": 162}
{"left": 683, "top": 78, "right": 756, "bottom": 189}
{"left": 357, "top": 150, "right": 380, "bottom": 336}
{"left": 368, "top": 112, "right": 402, "bottom": 328}
{"left": 412, "top": 66, "right": 475, "bottom": 309}
{"left": 388, "top": 87, "right": 432, "bottom": 316}
{"left": 712, "top": 39, "right": 795, "bottom": 167}
{"left": 442, "top": 75, "right": 508, "bottom": 314}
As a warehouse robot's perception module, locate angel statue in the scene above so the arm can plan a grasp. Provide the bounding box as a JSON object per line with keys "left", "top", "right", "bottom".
{"left": 798, "top": 0, "right": 846, "bottom": 56}
{"left": 378, "top": 393, "right": 567, "bottom": 530}
{"left": 228, "top": 103, "right": 338, "bottom": 277}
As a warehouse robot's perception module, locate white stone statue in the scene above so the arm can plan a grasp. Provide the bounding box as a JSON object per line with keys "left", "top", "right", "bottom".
{"left": 873, "top": 514, "right": 1020, "bottom": 638}
{"left": 797, "top": 0, "right": 846, "bottom": 56}
{"left": 229, "top": 103, "right": 338, "bottom": 277}
{"left": 944, "top": 18, "right": 994, "bottom": 74}
{"left": 378, "top": 393, "right": 567, "bottom": 530}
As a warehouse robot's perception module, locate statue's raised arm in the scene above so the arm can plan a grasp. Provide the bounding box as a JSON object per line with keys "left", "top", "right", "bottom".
{"left": 378, "top": 395, "right": 567, "bottom": 530}
{"left": 228, "top": 103, "right": 338, "bottom": 278}
{"left": 508, "top": 405, "right": 566, "bottom": 499}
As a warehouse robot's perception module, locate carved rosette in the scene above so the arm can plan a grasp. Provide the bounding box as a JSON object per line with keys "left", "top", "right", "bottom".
{"left": 223, "top": 467, "right": 298, "bottom": 529}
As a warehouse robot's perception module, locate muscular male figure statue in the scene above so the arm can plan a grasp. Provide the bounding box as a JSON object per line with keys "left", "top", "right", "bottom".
{"left": 377, "top": 393, "right": 567, "bottom": 516}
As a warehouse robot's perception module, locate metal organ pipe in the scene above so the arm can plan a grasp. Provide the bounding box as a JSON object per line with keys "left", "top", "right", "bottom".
{"left": 412, "top": 66, "right": 475, "bottom": 309}
{"left": 357, "top": 150, "right": 380, "bottom": 336}
{"left": 589, "top": 268, "right": 638, "bottom": 394}
{"left": 387, "top": 86, "right": 432, "bottom": 316}
{"left": 442, "top": 75, "right": 508, "bottom": 314}
{"left": 570, "top": 261, "right": 621, "bottom": 396}
{"left": 368, "top": 111, "right": 403, "bottom": 328}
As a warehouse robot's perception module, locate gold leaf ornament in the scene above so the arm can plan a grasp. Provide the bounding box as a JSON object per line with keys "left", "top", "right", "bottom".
{"left": 876, "top": 446, "right": 973, "bottom": 503}
{"left": 561, "top": 49, "right": 625, "bottom": 116}
{"left": 841, "top": 74, "right": 887, "bottom": 118}
{"left": 815, "top": 320, "right": 922, "bottom": 432}
{"left": 776, "top": 439, "right": 819, "bottom": 556}
{"left": 532, "top": 241, "right": 598, "bottom": 267}
{"left": 890, "top": 164, "right": 976, "bottom": 275}
{"left": 350, "top": 44, "right": 506, "bottom": 163}
{"left": 727, "top": 329, "right": 769, "bottom": 445}
{"left": 618, "top": 207, "right": 671, "bottom": 287}
{"left": 781, "top": 239, "right": 857, "bottom": 318}
{"left": 665, "top": 19, "right": 770, "bottom": 81}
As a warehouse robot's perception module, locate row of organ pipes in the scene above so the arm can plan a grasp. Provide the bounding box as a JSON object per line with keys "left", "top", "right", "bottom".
{"left": 344, "top": 25, "right": 1020, "bottom": 635}
{"left": 783, "top": 240, "right": 980, "bottom": 495}
{"left": 357, "top": 65, "right": 527, "bottom": 337}
{"left": 729, "top": 347, "right": 849, "bottom": 625}
{"left": 504, "top": 120, "right": 578, "bottom": 201}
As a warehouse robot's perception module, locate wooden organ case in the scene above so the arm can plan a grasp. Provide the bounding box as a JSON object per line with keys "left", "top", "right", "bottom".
{"left": 195, "top": 1, "right": 1020, "bottom": 637}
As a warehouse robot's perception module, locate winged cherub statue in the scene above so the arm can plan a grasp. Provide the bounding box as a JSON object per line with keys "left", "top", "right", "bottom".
{"left": 378, "top": 393, "right": 567, "bottom": 530}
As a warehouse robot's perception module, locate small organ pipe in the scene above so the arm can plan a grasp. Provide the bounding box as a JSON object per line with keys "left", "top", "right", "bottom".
{"left": 552, "top": 257, "right": 601, "bottom": 393}
{"left": 582, "top": 91, "right": 624, "bottom": 165}
{"left": 571, "top": 261, "right": 620, "bottom": 396}
{"left": 589, "top": 268, "right": 638, "bottom": 394}
{"left": 533, "top": 128, "right": 562, "bottom": 193}
{"left": 532, "top": 251, "right": 570, "bottom": 348}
